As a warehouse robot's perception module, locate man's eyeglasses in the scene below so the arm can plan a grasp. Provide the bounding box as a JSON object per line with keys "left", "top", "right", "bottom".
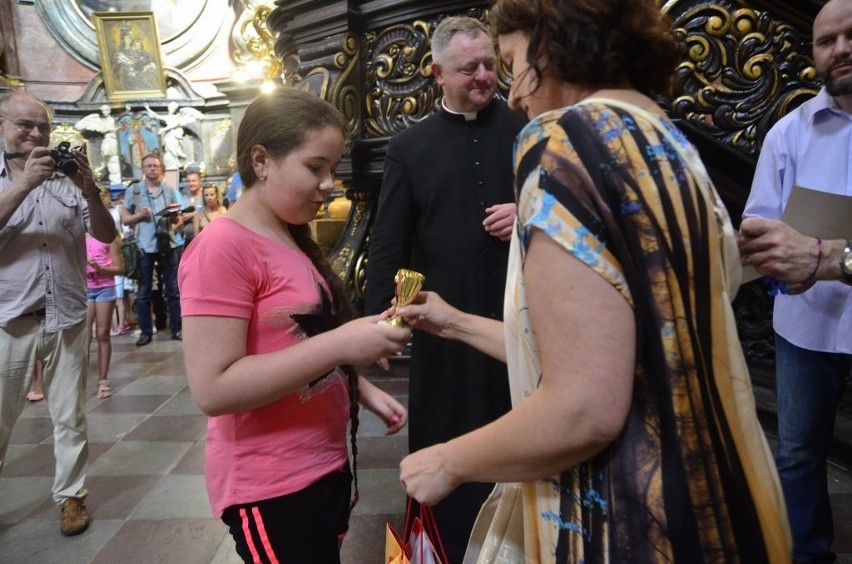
{"left": 0, "top": 116, "right": 52, "bottom": 135}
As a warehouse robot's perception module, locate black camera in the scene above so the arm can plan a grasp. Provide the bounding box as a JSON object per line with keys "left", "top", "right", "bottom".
{"left": 50, "top": 141, "right": 79, "bottom": 176}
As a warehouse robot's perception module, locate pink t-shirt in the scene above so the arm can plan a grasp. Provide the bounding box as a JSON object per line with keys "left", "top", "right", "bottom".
{"left": 86, "top": 237, "right": 115, "bottom": 289}
{"left": 179, "top": 218, "right": 350, "bottom": 517}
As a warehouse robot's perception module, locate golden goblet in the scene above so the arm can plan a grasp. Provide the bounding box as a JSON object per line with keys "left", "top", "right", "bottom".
{"left": 386, "top": 268, "right": 425, "bottom": 327}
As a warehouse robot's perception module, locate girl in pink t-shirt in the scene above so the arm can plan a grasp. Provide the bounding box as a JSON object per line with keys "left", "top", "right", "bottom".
{"left": 85, "top": 228, "right": 124, "bottom": 399}
{"left": 179, "top": 89, "right": 410, "bottom": 563}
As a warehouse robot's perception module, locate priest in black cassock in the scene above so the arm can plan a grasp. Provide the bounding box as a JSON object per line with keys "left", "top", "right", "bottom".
{"left": 365, "top": 16, "right": 526, "bottom": 562}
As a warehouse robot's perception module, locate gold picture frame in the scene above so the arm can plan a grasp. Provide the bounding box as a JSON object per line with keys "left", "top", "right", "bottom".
{"left": 92, "top": 12, "right": 167, "bottom": 102}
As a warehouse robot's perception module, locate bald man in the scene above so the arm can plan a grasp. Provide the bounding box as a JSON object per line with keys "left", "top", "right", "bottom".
{"left": 0, "top": 92, "right": 116, "bottom": 536}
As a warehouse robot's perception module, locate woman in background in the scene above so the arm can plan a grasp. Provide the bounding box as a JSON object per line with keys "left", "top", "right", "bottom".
{"left": 397, "top": 0, "right": 790, "bottom": 561}
{"left": 192, "top": 182, "right": 227, "bottom": 235}
{"left": 179, "top": 88, "right": 410, "bottom": 563}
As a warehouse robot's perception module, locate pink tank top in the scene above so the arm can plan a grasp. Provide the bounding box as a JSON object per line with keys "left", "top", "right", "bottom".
{"left": 86, "top": 237, "right": 115, "bottom": 289}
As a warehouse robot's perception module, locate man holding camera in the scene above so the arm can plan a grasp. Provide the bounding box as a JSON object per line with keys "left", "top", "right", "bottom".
{"left": 0, "top": 92, "right": 117, "bottom": 536}
{"left": 120, "top": 153, "right": 183, "bottom": 346}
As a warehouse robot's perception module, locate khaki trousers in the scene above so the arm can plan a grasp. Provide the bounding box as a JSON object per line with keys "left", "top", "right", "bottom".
{"left": 0, "top": 317, "right": 89, "bottom": 503}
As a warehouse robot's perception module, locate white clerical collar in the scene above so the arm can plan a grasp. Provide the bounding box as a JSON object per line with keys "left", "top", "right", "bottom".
{"left": 442, "top": 99, "right": 478, "bottom": 121}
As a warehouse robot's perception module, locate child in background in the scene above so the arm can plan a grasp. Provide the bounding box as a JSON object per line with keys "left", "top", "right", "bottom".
{"left": 86, "top": 229, "right": 124, "bottom": 399}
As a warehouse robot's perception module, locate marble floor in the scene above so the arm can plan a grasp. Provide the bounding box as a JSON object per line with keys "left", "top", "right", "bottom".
{"left": 1, "top": 332, "right": 851, "bottom": 563}
{"left": 0, "top": 332, "right": 409, "bottom": 563}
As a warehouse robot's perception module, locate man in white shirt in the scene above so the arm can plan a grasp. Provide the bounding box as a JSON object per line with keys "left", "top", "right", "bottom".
{"left": 740, "top": 1, "right": 852, "bottom": 560}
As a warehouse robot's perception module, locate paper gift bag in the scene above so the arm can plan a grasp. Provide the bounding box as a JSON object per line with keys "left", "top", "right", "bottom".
{"left": 386, "top": 518, "right": 410, "bottom": 564}
{"left": 385, "top": 500, "right": 447, "bottom": 564}
{"left": 409, "top": 516, "right": 443, "bottom": 564}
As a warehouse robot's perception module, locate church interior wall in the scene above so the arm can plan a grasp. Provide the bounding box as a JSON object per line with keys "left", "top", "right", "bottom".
{"left": 1, "top": 1, "right": 95, "bottom": 102}
{"left": 0, "top": 0, "right": 261, "bottom": 191}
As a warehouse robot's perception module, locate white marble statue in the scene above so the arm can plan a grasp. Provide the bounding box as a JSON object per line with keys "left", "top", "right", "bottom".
{"left": 144, "top": 102, "right": 203, "bottom": 170}
{"left": 74, "top": 104, "right": 122, "bottom": 185}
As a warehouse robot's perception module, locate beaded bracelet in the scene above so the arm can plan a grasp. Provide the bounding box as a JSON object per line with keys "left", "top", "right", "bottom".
{"left": 805, "top": 237, "right": 822, "bottom": 284}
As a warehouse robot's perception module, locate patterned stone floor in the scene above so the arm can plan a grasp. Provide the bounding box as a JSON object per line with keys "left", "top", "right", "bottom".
{"left": 0, "top": 332, "right": 408, "bottom": 563}
{"left": 0, "top": 332, "right": 850, "bottom": 563}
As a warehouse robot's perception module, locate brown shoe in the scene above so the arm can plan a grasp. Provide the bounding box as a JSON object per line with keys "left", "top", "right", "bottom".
{"left": 59, "top": 497, "right": 90, "bottom": 536}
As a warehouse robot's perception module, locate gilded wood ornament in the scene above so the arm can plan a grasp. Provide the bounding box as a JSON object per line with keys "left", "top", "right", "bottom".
{"left": 283, "top": 33, "right": 362, "bottom": 136}
{"left": 364, "top": 21, "right": 437, "bottom": 138}
{"left": 660, "top": 0, "right": 820, "bottom": 157}
{"left": 331, "top": 189, "right": 371, "bottom": 296}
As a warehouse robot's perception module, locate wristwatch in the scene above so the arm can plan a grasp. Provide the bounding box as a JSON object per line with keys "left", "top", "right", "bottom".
{"left": 841, "top": 239, "right": 852, "bottom": 284}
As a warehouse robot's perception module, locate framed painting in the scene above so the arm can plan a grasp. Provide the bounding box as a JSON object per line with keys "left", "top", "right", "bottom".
{"left": 92, "top": 12, "right": 167, "bottom": 101}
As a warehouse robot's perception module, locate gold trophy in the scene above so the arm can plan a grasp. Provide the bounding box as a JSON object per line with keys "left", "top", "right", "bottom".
{"left": 385, "top": 268, "right": 425, "bottom": 327}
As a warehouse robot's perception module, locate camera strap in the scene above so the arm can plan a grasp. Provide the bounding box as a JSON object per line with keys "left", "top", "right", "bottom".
{"left": 129, "top": 184, "right": 144, "bottom": 245}
{"left": 3, "top": 151, "right": 26, "bottom": 159}
{"left": 158, "top": 191, "right": 176, "bottom": 250}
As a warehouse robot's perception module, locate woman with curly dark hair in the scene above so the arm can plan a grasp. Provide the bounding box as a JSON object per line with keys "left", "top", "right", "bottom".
{"left": 397, "top": 0, "right": 791, "bottom": 561}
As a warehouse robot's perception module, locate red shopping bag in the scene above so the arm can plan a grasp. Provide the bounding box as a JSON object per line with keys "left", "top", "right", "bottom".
{"left": 385, "top": 499, "right": 448, "bottom": 564}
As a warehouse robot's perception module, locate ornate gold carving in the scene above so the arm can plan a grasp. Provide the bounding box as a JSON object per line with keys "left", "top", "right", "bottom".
{"left": 353, "top": 248, "right": 368, "bottom": 299}
{"left": 331, "top": 246, "right": 355, "bottom": 283}
{"left": 326, "top": 195, "right": 370, "bottom": 295}
{"left": 334, "top": 34, "right": 362, "bottom": 133}
{"left": 50, "top": 124, "right": 85, "bottom": 156}
{"left": 364, "top": 21, "right": 436, "bottom": 138}
{"left": 300, "top": 33, "right": 362, "bottom": 135}
{"left": 232, "top": 1, "right": 279, "bottom": 81}
{"left": 660, "top": 0, "right": 820, "bottom": 156}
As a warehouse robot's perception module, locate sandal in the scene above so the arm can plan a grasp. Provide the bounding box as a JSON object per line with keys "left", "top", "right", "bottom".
{"left": 97, "top": 380, "right": 113, "bottom": 399}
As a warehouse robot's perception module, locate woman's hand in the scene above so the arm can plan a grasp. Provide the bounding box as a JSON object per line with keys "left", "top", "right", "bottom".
{"left": 399, "top": 291, "right": 507, "bottom": 362}
{"left": 396, "top": 291, "right": 460, "bottom": 340}
{"left": 358, "top": 376, "right": 408, "bottom": 435}
{"left": 399, "top": 444, "right": 457, "bottom": 506}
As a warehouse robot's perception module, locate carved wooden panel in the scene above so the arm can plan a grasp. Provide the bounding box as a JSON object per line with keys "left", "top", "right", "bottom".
{"left": 363, "top": 20, "right": 436, "bottom": 138}
{"left": 659, "top": 0, "right": 820, "bottom": 158}
{"left": 267, "top": 0, "right": 824, "bottom": 332}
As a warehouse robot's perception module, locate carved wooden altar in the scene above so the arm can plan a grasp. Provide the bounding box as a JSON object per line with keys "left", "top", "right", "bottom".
{"left": 267, "top": 0, "right": 825, "bottom": 382}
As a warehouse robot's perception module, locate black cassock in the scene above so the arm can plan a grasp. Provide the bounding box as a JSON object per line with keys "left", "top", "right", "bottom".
{"left": 365, "top": 99, "right": 525, "bottom": 561}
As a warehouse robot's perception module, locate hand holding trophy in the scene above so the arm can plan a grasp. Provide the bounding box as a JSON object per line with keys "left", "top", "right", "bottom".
{"left": 384, "top": 268, "right": 425, "bottom": 327}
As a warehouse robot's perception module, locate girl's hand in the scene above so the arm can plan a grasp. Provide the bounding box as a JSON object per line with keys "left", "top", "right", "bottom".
{"left": 335, "top": 315, "right": 410, "bottom": 367}
{"left": 358, "top": 376, "right": 408, "bottom": 435}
